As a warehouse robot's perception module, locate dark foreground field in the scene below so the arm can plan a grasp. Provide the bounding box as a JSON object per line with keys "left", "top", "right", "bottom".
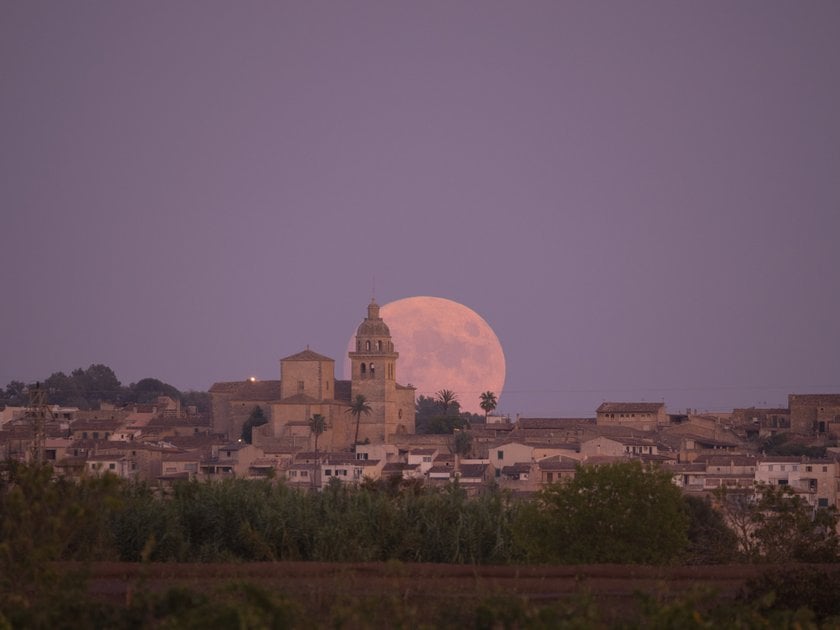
{"left": 16, "top": 562, "right": 838, "bottom": 627}
{"left": 75, "top": 562, "right": 783, "bottom": 625}
{"left": 81, "top": 560, "right": 765, "bottom": 604}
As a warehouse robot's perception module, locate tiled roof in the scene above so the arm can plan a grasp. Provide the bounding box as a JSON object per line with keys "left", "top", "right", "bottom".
{"left": 517, "top": 418, "right": 594, "bottom": 430}
{"left": 70, "top": 419, "right": 123, "bottom": 431}
{"left": 458, "top": 464, "right": 488, "bottom": 478}
{"left": 281, "top": 349, "right": 334, "bottom": 362}
{"left": 209, "top": 380, "right": 281, "bottom": 401}
{"left": 694, "top": 454, "right": 757, "bottom": 467}
{"left": 538, "top": 456, "right": 578, "bottom": 470}
{"left": 597, "top": 402, "right": 665, "bottom": 414}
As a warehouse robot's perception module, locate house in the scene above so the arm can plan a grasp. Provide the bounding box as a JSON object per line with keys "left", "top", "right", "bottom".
{"left": 732, "top": 407, "right": 791, "bottom": 439}
{"left": 382, "top": 462, "right": 422, "bottom": 481}
{"left": 691, "top": 454, "right": 757, "bottom": 491}
{"left": 406, "top": 448, "right": 438, "bottom": 474}
{"left": 454, "top": 463, "right": 495, "bottom": 493}
{"left": 755, "top": 456, "right": 838, "bottom": 508}
{"left": 596, "top": 402, "right": 666, "bottom": 431}
{"left": 284, "top": 462, "right": 318, "bottom": 488}
{"left": 86, "top": 453, "right": 137, "bottom": 479}
{"left": 580, "top": 436, "right": 658, "bottom": 459}
{"left": 68, "top": 419, "right": 124, "bottom": 441}
{"left": 320, "top": 457, "right": 384, "bottom": 488}
{"left": 200, "top": 442, "right": 263, "bottom": 479}
{"left": 536, "top": 456, "right": 578, "bottom": 485}
{"left": 666, "top": 462, "right": 707, "bottom": 491}
{"left": 789, "top": 394, "right": 840, "bottom": 436}
{"left": 159, "top": 451, "right": 202, "bottom": 481}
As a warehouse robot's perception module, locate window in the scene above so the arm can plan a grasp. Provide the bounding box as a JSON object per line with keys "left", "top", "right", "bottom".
{"left": 824, "top": 466, "right": 829, "bottom": 472}
{"left": 819, "top": 498, "right": 829, "bottom": 507}
{"left": 377, "top": 341, "right": 382, "bottom": 351}
{"left": 778, "top": 479, "right": 788, "bottom": 485}
{"left": 423, "top": 456, "right": 432, "bottom": 463}
{"left": 109, "top": 463, "right": 116, "bottom": 470}
{"left": 365, "top": 341, "right": 371, "bottom": 351}
{"left": 361, "top": 363, "right": 366, "bottom": 376}
{"left": 497, "top": 450, "right": 504, "bottom": 460}
{"left": 301, "top": 470, "right": 308, "bottom": 477}
{"left": 298, "top": 380, "right": 304, "bottom": 392}
{"left": 325, "top": 469, "right": 332, "bottom": 476}
{"left": 806, "top": 465, "right": 813, "bottom": 472}
{"left": 547, "top": 472, "right": 554, "bottom": 482}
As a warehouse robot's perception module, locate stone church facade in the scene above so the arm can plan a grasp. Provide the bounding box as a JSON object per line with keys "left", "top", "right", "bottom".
{"left": 210, "top": 301, "right": 416, "bottom": 450}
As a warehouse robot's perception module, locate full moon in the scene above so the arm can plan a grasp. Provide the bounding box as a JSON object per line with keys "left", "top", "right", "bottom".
{"left": 345, "top": 296, "right": 506, "bottom": 414}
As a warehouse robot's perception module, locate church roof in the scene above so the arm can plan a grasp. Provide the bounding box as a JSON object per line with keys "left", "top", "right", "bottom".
{"left": 281, "top": 349, "right": 334, "bottom": 362}
{"left": 209, "top": 380, "right": 280, "bottom": 401}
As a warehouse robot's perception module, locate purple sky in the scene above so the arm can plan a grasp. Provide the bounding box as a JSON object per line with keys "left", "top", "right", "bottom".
{"left": 2, "top": 2, "right": 839, "bottom": 417}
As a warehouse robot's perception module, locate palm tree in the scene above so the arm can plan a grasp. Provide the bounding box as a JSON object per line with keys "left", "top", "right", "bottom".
{"left": 346, "top": 394, "right": 372, "bottom": 446}
{"left": 309, "top": 413, "right": 326, "bottom": 489}
{"left": 479, "top": 391, "right": 498, "bottom": 420}
{"left": 435, "top": 389, "right": 459, "bottom": 416}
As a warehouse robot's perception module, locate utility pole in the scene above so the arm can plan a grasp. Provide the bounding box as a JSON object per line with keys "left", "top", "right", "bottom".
{"left": 26, "top": 382, "right": 52, "bottom": 465}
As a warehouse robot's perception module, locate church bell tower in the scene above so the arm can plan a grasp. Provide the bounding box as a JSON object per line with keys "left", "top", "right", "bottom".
{"left": 349, "top": 300, "right": 399, "bottom": 442}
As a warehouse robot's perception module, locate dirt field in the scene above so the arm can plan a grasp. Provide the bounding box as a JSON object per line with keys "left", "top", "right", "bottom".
{"left": 78, "top": 561, "right": 768, "bottom": 607}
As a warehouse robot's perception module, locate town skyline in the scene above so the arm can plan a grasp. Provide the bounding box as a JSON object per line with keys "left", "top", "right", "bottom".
{"left": 2, "top": 3, "right": 838, "bottom": 418}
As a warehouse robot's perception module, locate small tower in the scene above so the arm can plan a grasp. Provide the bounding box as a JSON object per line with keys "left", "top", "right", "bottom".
{"left": 349, "top": 300, "right": 399, "bottom": 442}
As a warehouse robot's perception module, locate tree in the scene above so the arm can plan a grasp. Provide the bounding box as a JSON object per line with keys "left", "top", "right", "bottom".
{"left": 79, "top": 364, "right": 122, "bottom": 405}
{"left": 127, "top": 378, "right": 181, "bottom": 405}
{"left": 309, "top": 414, "right": 326, "bottom": 454}
{"left": 453, "top": 431, "right": 472, "bottom": 457}
{"left": 435, "top": 389, "right": 459, "bottom": 416}
{"left": 515, "top": 461, "right": 689, "bottom": 564}
{"left": 308, "top": 414, "right": 327, "bottom": 490}
{"left": 682, "top": 494, "right": 739, "bottom": 564}
{"left": 750, "top": 484, "right": 839, "bottom": 563}
{"left": 346, "top": 395, "right": 372, "bottom": 446}
{"left": 479, "top": 391, "right": 497, "bottom": 420}
{"left": 2, "top": 380, "right": 28, "bottom": 407}
{"left": 241, "top": 406, "right": 268, "bottom": 444}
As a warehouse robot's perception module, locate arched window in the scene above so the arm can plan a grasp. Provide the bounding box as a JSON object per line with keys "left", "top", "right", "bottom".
{"left": 361, "top": 363, "right": 366, "bottom": 377}
{"left": 370, "top": 362, "right": 375, "bottom": 377}
{"left": 377, "top": 340, "right": 382, "bottom": 352}
{"left": 357, "top": 340, "right": 361, "bottom": 351}
{"left": 365, "top": 340, "right": 371, "bottom": 351}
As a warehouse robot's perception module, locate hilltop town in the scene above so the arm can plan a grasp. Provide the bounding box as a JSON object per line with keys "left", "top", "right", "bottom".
{"left": 2, "top": 301, "right": 839, "bottom": 509}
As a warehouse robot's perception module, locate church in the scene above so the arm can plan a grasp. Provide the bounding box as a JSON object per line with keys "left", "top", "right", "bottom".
{"left": 209, "top": 300, "right": 416, "bottom": 450}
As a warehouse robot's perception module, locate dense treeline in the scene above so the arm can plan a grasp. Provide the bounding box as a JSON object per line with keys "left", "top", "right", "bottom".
{"left": 4, "top": 460, "right": 835, "bottom": 570}
{"left": 0, "top": 363, "right": 209, "bottom": 413}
